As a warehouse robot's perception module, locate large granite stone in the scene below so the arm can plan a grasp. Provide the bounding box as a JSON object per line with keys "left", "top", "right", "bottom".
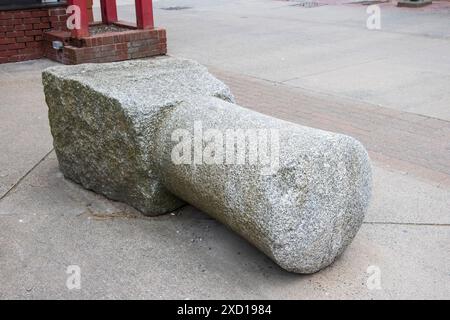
{"left": 154, "top": 97, "right": 372, "bottom": 273}
{"left": 43, "top": 58, "right": 372, "bottom": 273}
{"left": 43, "top": 57, "right": 235, "bottom": 215}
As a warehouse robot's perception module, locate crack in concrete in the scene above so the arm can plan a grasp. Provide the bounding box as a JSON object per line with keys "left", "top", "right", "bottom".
{"left": 0, "top": 148, "right": 54, "bottom": 202}
{"left": 363, "top": 221, "right": 450, "bottom": 227}
{"left": 280, "top": 57, "right": 389, "bottom": 82}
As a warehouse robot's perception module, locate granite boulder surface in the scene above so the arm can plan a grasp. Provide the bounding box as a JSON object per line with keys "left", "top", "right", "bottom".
{"left": 43, "top": 57, "right": 372, "bottom": 273}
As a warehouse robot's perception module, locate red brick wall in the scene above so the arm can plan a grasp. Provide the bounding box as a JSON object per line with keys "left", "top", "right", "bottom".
{"left": 0, "top": 6, "right": 68, "bottom": 64}
{"left": 44, "top": 28, "right": 167, "bottom": 65}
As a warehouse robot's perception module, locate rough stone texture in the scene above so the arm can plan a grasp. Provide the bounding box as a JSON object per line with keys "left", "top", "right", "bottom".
{"left": 42, "top": 57, "right": 235, "bottom": 215}
{"left": 154, "top": 97, "right": 372, "bottom": 273}
{"left": 42, "top": 58, "right": 372, "bottom": 273}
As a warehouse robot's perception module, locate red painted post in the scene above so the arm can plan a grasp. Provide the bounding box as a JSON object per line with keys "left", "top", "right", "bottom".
{"left": 100, "top": 0, "right": 118, "bottom": 24}
{"left": 135, "top": 0, "right": 154, "bottom": 29}
{"left": 67, "top": 0, "right": 89, "bottom": 38}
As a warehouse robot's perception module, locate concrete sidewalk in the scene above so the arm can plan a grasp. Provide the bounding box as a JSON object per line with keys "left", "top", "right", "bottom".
{"left": 1, "top": 0, "right": 449, "bottom": 299}
{"left": 148, "top": 0, "right": 450, "bottom": 120}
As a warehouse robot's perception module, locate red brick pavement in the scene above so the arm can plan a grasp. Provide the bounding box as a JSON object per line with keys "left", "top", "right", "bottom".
{"left": 211, "top": 68, "right": 450, "bottom": 187}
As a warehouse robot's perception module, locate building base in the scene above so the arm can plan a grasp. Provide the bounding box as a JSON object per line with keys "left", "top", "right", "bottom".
{"left": 0, "top": 6, "right": 68, "bottom": 64}
{"left": 43, "top": 22, "right": 167, "bottom": 65}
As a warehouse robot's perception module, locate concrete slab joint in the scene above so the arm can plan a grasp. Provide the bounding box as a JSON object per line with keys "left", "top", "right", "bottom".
{"left": 42, "top": 57, "right": 372, "bottom": 274}
{"left": 397, "top": 0, "right": 433, "bottom": 8}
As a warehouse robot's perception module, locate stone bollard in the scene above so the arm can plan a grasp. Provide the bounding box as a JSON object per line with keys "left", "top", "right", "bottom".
{"left": 43, "top": 57, "right": 372, "bottom": 273}
{"left": 154, "top": 97, "right": 372, "bottom": 273}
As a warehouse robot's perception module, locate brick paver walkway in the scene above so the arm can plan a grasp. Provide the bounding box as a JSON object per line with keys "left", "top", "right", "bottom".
{"left": 212, "top": 68, "right": 450, "bottom": 187}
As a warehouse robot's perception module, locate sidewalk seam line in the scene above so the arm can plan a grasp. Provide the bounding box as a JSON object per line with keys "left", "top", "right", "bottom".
{"left": 363, "top": 221, "right": 450, "bottom": 227}
{"left": 0, "top": 148, "right": 54, "bottom": 202}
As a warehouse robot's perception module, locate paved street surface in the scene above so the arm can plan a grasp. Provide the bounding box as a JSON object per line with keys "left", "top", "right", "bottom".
{"left": 1, "top": 0, "right": 449, "bottom": 299}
